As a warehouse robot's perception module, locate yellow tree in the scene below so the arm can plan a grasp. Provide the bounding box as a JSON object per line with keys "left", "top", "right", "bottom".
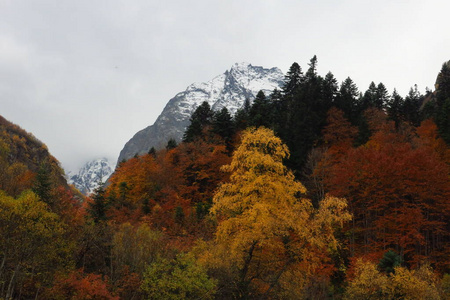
{"left": 209, "top": 127, "right": 350, "bottom": 298}
{"left": 344, "top": 259, "right": 441, "bottom": 300}
{"left": 0, "top": 190, "right": 70, "bottom": 299}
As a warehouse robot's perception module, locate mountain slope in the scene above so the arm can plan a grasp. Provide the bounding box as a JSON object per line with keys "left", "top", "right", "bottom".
{"left": 117, "top": 63, "right": 284, "bottom": 163}
{"left": 0, "top": 115, "right": 67, "bottom": 196}
{"left": 68, "top": 158, "right": 114, "bottom": 195}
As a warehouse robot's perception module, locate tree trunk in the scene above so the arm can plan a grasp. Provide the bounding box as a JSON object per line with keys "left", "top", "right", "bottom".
{"left": 238, "top": 241, "right": 257, "bottom": 299}
{"left": 6, "top": 264, "right": 20, "bottom": 300}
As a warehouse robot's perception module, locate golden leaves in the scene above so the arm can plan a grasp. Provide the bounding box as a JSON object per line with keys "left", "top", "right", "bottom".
{"left": 208, "top": 127, "right": 350, "bottom": 297}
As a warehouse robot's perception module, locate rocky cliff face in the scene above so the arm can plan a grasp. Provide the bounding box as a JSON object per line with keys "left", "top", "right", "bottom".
{"left": 117, "top": 63, "right": 284, "bottom": 163}
{"left": 68, "top": 158, "right": 114, "bottom": 195}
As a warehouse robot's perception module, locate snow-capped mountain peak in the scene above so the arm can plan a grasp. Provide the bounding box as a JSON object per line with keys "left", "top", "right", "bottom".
{"left": 117, "top": 63, "right": 285, "bottom": 163}
{"left": 68, "top": 158, "right": 114, "bottom": 195}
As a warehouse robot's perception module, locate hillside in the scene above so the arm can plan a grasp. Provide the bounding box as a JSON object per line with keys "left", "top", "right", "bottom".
{"left": 1, "top": 58, "right": 449, "bottom": 299}
{"left": 0, "top": 115, "right": 67, "bottom": 196}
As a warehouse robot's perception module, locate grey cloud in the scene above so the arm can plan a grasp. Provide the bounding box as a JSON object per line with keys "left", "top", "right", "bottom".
{"left": 0, "top": 0, "right": 449, "bottom": 173}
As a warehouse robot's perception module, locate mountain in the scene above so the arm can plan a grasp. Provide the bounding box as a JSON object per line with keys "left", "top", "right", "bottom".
{"left": 0, "top": 115, "right": 68, "bottom": 197}
{"left": 117, "top": 62, "right": 285, "bottom": 163}
{"left": 68, "top": 158, "right": 114, "bottom": 195}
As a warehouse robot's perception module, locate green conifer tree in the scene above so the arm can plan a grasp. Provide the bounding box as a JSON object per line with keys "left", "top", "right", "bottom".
{"left": 248, "top": 91, "right": 272, "bottom": 128}
{"left": 88, "top": 184, "right": 108, "bottom": 223}
{"left": 283, "top": 62, "right": 303, "bottom": 96}
{"left": 403, "top": 85, "right": 423, "bottom": 126}
{"left": 212, "top": 107, "right": 234, "bottom": 147}
{"left": 166, "top": 138, "right": 178, "bottom": 150}
{"left": 387, "top": 89, "right": 404, "bottom": 129}
{"left": 183, "top": 101, "right": 214, "bottom": 143}
{"left": 33, "top": 163, "right": 53, "bottom": 205}
{"left": 234, "top": 98, "right": 251, "bottom": 131}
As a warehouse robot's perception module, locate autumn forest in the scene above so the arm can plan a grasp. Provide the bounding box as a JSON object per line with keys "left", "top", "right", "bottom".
{"left": 1, "top": 57, "right": 450, "bottom": 299}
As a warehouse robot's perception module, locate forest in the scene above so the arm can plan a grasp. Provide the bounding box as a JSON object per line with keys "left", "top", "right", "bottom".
{"left": 1, "top": 57, "right": 450, "bottom": 299}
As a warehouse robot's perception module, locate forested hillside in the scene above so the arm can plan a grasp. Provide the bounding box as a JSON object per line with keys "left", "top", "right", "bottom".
{"left": 1, "top": 58, "right": 449, "bottom": 299}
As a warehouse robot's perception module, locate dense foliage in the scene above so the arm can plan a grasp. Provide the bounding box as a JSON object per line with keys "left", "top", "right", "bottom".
{"left": 1, "top": 58, "right": 450, "bottom": 299}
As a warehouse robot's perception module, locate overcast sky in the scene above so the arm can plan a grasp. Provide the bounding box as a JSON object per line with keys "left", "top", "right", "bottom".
{"left": 1, "top": 0, "right": 449, "bottom": 173}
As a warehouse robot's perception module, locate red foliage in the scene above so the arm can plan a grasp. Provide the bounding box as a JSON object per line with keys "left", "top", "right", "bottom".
{"left": 45, "top": 269, "right": 118, "bottom": 300}
{"left": 324, "top": 117, "right": 450, "bottom": 270}
{"left": 112, "top": 266, "right": 142, "bottom": 300}
{"left": 105, "top": 139, "right": 231, "bottom": 238}
{"left": 323, "top": 107, "right": 358, "bottom": 154}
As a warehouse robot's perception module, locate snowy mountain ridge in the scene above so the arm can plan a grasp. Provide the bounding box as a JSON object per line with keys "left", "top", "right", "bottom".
{"left": 68, "top": 158, "right": 114, "bottom": 195}
{"left": 117, "top": 63, "right": 285, "bottom": 163}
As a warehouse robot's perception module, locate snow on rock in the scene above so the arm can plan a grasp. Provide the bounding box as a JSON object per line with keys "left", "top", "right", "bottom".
{"left": 68, "top": 158, "right": 114, "bottom": 195}
{"left": 117, "top": 63, "right": 285, "bottom": 164}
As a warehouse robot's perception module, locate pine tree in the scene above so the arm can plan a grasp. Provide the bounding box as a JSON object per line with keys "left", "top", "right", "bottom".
{"left": 436, "top": 62, "right": 450, "bottom": 104}
{"left": 33, "top": 163, "right": 53, "bottom": 205}
{"left": 211, "top": 107, "right": 234, "bottom": 147}
{"left": 378, "top": 250, "right": 402, "bottom": 275}
{"left": 375, "top": 82, "right": 389, "bottom": 109}
{"left": 437, "top": 98, "right": 450, "bottom": 143}
{"left": 148, "top": 147, "right": 156, "bottom": 157}
{"left": 361, "top": 82, "right": 378, "bottom": 111}
{"left": 270, "top": 88, "right": 284, "bottom": 134}
{"left": 335, "top": 77, "right": 360, "bottom": 124}
{"left": 305, "top": 55, "right": 318, "bottom": 82}
{"left": 387, "top": 89, "right": 404, "bottom": 129}
{"left": 88, "top": 184, "right": 108, "bottom": 223}
{"left": 403, "top": 85, "right": 423, "bottom": 126}
{"left": 435, "top": 62, "right": 450, "bottom": 143}
{"left": 283, "top": 62, "right": 303, "bottom": 96}
{"left": 234, "top": 98, "right": 251, "bottom": 131}
{"left": 166, "top": 138, "right": 177, "bottom": 150}
{"left": 277, "top": 58, "right": 331, "bottom": 173}
{"left": 248, "top": 90, "right": 272, "bottom": 128}
{"left": 322, "top": 72, "right": 339, "bottom": 104}
{"left": 183, "top": 101, "right": 214, "bottom": 143}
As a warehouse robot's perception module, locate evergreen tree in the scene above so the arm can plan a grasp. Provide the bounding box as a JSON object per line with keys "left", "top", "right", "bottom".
{"left": 166, "top": 138, "right": 177, "bottom": 150}
{"left": 322, "top": 72, "right": 339, "bottom": 104}
{"left": 305, "top": 55, "right": 318, "bottom": 82}
{"left": 436, "top": 62, "right": 450, "bottom": 104}
{"left": 248, "top": 90, "right": 272, "bottom": 128}
{"left": 362, "top": 82, "right": 388, "bottom": 110}
{"left": 437, "top": 98, "right": 450, "bottom": 143}
{"left": 88, "top": 184, "right": 108, "bottom": 223}
{"left": 283, "top": 62, "right": 303, "bottom": 96}
{"left": 435, "top": 62, "right": 450, "bottom": 143}
{"left": 211, "top": 107, "right": 234, "bottom": 148}
{"left": 335, "top": 77, "right": 360, "bottom": 124}
{"left": 403, "top": 85, "right": 423, "bottom": 126}
{"left": 270, "top": 88, "right": 284, "bottom": 134}
{"left": 275, "top": 57, "right": 333, "bottom": 174}
{"left": 281, "top": 60, "right": 328, "bottom": 173}
{"left": 234, "top": 98, "right": 251, "bottom": 131}
{"left": 375, "top": 82, "right": 389, "bottom": 109}
{"left": 33, "top": 163, "right": 53, "bottom": 205}
{"left": 387, "top": 89, "right": 404, "bottom": 129}
{"left": 148, "top": 146, "right": 156, "bottom": 157}
{"left": 183, "top": 101, "right": 214, "bottom": 143}
{"left": 361, "top": 82, "right": 378, "bottom": 111}
{"left": 378, "top": 250, "right": 402, "bottom": 275}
